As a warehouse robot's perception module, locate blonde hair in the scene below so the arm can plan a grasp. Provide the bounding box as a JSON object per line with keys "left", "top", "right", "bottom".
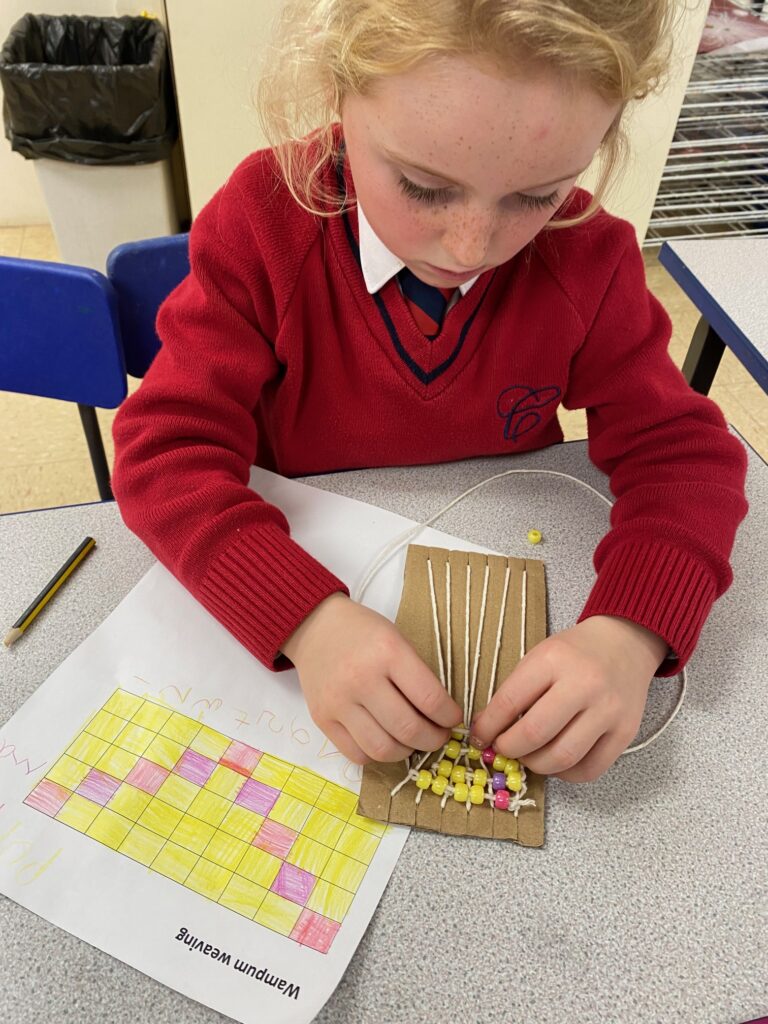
{"left": 257, "top": 0, "right": 675, "bottom": 228}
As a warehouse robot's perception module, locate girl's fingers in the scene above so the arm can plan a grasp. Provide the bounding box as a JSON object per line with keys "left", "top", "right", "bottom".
{"left": 515, "top": 710, "right": 605, "bottom": 777}
{"left": 490, "top": 683, "right": 586, "bottom": 761}
{"left": 365, "top": 681, "right": 452, "bottom": 754}
{"left": 552, "top": 730, "right": 626, "bottom": 783}
{"left": 470, "top": 654, "right": 554, "bottom": 748}
{"left": 322, "top": 719, "right": 370, "bottom": 766}
{"left": 391, "top": 643, "right": 463, "bottom": 728}
{"left": 345, "top": 704, "right": 414, "bottom": 763}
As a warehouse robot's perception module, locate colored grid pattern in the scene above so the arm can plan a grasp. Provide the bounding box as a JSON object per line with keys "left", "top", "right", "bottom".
{"left": 24, "top": 690, "right": 386, "bottom": 954}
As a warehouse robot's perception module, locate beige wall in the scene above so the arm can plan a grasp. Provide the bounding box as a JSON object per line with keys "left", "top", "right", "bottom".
{"left": 0, "top": 0, "right": 159, "bottom": 226}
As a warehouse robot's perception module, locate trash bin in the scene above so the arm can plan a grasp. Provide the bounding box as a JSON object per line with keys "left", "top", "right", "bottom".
{"left": 0, "top": 14, "right": 180, "bottom": 270}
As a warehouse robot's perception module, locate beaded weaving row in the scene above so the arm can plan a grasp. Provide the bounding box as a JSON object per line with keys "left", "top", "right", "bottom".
{"left": 390, "top": 558, "right": 536, "bottom": 816}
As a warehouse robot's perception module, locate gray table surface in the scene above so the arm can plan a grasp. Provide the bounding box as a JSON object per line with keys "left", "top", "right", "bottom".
{"left": 1, "top": 440, "right": 766, "bottom": 1024}
{"left": 667, "top": 238, "right": 767, "bottom": 361}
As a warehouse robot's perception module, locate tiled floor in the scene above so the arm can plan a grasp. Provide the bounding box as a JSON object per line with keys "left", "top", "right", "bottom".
{"left": 0, "top": 223, "right": 765, "bottom": 516}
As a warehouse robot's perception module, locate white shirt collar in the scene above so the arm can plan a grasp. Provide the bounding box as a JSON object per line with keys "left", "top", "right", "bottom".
{"left": 356, "top": 202, "right": 480, "bottom": 297}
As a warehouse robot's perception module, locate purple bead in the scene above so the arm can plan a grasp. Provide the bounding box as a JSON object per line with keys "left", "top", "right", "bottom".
{"left": 492, "top": 772, "right": 507, "bottom": 791}
{"left": 482, "top": 747, "right": 496, "bottom": 766}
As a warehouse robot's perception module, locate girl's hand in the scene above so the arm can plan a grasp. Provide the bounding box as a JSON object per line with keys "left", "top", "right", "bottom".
{"left": 282, "top": 593, "right": 463, "bottom": 765}
{"left": 470, "top": 616, "right": 668, "bottom": 782}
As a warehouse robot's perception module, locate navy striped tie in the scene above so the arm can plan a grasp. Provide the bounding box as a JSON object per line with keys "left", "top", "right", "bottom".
{"left": 398, "top": 268, "right": 455, "bottom": 339}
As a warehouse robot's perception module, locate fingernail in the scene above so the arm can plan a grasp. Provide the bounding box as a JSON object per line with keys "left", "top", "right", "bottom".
{"left": 470, "top": 734, "right": 483, "bottom": 748}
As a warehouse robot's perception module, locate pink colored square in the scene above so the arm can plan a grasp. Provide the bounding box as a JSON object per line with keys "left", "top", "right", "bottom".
{"left": 235, "top": 778, "right": 279, "bottom": 815}
{"left": 24, "top": 779, "right": 71, "bottom": 816}
{"left": 271, "top": 862, "right": 316, "bottom": 905}
{"left": 174, "top": 749, "right": 216, "bottom": 786}
{"left": 290, "top": 909, "right": 340, "bottom": 954}
{"left": 126, "top": 757, "right": 169, "bottom": 795}
{"left": 220, "top": 741, "right": 262, "bottom": 777}
{"left": 76, "top": 769, "right": 122, "bottom": 806}
{"left": 252, "top": 819, "right": 296, "bottom": 859}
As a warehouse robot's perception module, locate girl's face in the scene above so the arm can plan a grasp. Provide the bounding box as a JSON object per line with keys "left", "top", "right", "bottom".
{"left": 342, "top": 55, "right": 620, "bottom": 288}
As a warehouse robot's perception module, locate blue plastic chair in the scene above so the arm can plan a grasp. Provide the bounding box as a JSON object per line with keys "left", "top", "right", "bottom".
{"left": 107, "top": 233, "right": 190, "bottom": 378}
{"left": 0, "top": 255, "right": 127, "bottom": 501}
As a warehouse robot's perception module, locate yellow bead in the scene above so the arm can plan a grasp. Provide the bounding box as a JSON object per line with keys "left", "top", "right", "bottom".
{"left": 431, "top": 776, "right": 448, "bottom": 796}
{"left": 472, "top": 768, "right": 488, "bottom": 788}
{"left": 453, "top": 782, "right": 469, "bottom": 803}
{"left": 415, "top": 770, "right": 432, "bottom": 790}
{"left": 469, "top": 785, "right": 485, "bottom": 805}
{"left": 451, "top": 726, "right": 465, "bottom": 741}
{"left": 466, "top": 745, "right": 481, "bottom": 761}
{"left": 492, "top": 753, "right": 508, "bottom": 772}
{"left": 437, "top": 759, "right": 452, "bottom": 778}
{"left": 527, "top": 528, "right": 542, "bottom": 545}
{"left": 450, "top": 765, "right": 466, "bottom": 785}
{"left": 445, "top": 739, "right": 461, "bottom": 760}
{"left": 505, "top": 759, "right": 520, "bottom": 774}
{"left": 506, "top": 771, "right": 522, "bottom": 792}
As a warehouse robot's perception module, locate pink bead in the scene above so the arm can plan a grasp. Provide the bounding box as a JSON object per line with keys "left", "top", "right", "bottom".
{"left": 481, "top": 747, "right": 496, "bottom": 766}
{"left": 494, "top": 790, "right": 510, "bottom": 810}
{"left": 492, "top": 771, "right": 507, "bottom": 791}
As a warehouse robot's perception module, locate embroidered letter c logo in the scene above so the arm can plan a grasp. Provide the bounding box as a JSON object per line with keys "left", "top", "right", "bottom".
{"left": 496, "top": 385, "right": 561, "bottom": 442}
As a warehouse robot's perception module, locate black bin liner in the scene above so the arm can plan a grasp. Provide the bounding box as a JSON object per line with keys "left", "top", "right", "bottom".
{"left": 0, "top": 14, "right": 177, "bottom": 165}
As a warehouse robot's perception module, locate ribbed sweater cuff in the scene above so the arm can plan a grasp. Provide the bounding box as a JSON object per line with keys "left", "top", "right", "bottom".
{"left": 197, "top": 522, "right": 348, "bottom": 670}
{"left": 578, "top": 540, "right": 717, "bottom": 674}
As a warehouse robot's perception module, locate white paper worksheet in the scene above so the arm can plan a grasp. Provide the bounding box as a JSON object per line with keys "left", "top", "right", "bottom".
{"left": 0, "top": 468, "right": 496, "bottom": 1024}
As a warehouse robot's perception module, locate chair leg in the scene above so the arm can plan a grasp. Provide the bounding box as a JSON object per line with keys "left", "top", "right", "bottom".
{"left": 77, "top": 404, "right": 114, "bottom": 501}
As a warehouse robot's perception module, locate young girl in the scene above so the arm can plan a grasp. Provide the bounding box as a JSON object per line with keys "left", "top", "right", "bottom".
{"left": 112, "top": 1, "right": 748, "bottom": 784}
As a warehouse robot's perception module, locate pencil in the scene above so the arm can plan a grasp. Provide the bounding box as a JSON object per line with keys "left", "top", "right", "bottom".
{"left": 3, "top": 537, "right": 96, "bottom": 647}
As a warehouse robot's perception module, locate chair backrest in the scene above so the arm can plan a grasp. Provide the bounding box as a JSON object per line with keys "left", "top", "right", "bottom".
{"left": 106, "top": 233, "right": 190, "bottom": 378}
{"left": 0, "top": 256, "right": 126, "bottom": 408}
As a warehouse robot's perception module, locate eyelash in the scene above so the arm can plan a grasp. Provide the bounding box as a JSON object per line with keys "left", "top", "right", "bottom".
{"left": 397, "top": 174, "right": 560, "bottom": 211}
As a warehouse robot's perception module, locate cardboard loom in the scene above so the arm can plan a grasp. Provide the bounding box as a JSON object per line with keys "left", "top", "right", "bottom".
{"left": 358, "top": 544, "right": 547, "bottom": 847}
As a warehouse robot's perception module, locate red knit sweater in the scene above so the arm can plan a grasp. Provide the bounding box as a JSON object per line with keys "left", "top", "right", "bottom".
{"left": 111, "top": 142, "right": 748, "bottom": 675}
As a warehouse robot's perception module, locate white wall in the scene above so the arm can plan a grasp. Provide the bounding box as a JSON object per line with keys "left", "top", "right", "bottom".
{"left": 0, "top": 0, "right": 160, "bottom": 226}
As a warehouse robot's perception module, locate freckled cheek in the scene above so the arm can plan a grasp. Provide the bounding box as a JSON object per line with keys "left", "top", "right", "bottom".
{"left": 493, "top": 212, "right": 555, "bottom": 262}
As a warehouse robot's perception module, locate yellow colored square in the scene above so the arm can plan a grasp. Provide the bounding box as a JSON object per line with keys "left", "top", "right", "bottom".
{"left": 87, "top": 808, "right": 133, "bottom": 850}
{"left": 189, "top": 725, "right": 230, "bottom": 761}
{"left": 138, "top": 798, "right": 184, "bottom": 839}
{"left": 204, "top": 765, "right": 246, "bottom": 802}
{"left": 56, "top": 794, "right": 101, "bottom": 832}
{"left": 306, "top": 879, "right": 354, "bottom": 923}
{"left": 237, "top": 846, "right": 281, "bottom": 888}
{"left": 152, "top": 841, "right": 198, "bottom": 883}
{"left": 187, "top": 789, "right": 230, "bottom": 828}
{"left": 315, "top": 782, "right": 357, "bottom": 821}
{"left": 335, "top": 823, "right": 380, "bottom": 865}
{"left": 85, "top": 710, "right": 124, "bottom": 743}
{"left": 143, "top": 735, "right": 185, "bottom": 772}
{"left": 185, "top": 857, "right": 233, "bottom": 900}
{"left": 170, "top": 814, "right": 216, "bottom": 855}
{"left": 219, "top": 875, "right": 268, "bottom": 918}
{"left": 348, "top": 811, "right": 387, "bottom": 837}
{"left": 155, "top": 774, "right": 199, "bottom": 812}
{"left": 202, "top": 832, "right": 249, "bottom": 872}
{"left": 283, "top": 768, "right": 325, "bottom": 804}
{"left": 114, "top": 723, "right": 154, "bottom": 756}
{"left": 66, "top": 732, "right": 110, "bottom": 767}
{"left": 255, "top": 891, "right": 303, "bottom": 936}
{"left": 132, "top": 701, "right": 173, "bottom": 731}
{"left": 159, "top": 712, "right": 200, "bottom": 746}
{"left": 220, "top": 805, "right": 264, "bottom": 843}
{"left": 267, "top": 793, "right": 312, "bottom": 832}
{"left": 320, "top": 850, "right": 366, "bottom": 893}
{"left": 47, "top": 754, "right": 91, "bottom": 791}
{"left": 103, "top": 690, "right": 144, "bottom": 720}
{"left": 251, "top": 753, "right": 292, "bottom": 789}
{"left": 286, "top": 834, "right": 333, "bottom": 875}
{"left": 119, "top": 824, "right": 166, "bottom": 865}
{"left": 302, "top": 807, "right": 346, "bottom": 847}
{"left": 108, "top": 783, "right": 153, "bottom": 821}
{"left": 95, "top": 746, "right": 139, "bottom": 781}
